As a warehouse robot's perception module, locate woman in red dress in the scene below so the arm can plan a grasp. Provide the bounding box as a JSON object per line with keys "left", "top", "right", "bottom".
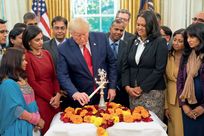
{"left": 22, "top": 25, "right": 61, "bottom": 134}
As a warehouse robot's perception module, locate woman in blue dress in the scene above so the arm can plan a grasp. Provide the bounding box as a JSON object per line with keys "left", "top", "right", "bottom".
{"left": 0, "top": 48, "right": 44, "bottom": 136}
{"left": 177, "top": 23, "right": 204, "bottom": 136}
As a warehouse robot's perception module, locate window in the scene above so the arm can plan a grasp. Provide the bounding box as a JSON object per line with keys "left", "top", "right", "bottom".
{"left": 71, "top": 0, "right": 119, "bottom": 32}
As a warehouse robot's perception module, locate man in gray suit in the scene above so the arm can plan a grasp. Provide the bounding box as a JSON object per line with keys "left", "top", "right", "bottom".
{"left": 43, "top": 16, "right": 68, "bottom": 68}
{"left": 43, "top": 16, "right": 68, "bottom": 110}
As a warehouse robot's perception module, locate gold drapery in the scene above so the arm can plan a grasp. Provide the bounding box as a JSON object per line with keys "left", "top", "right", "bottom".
{"left": 119, "top": 0, "right": 161, "bottom": 34}
{"left": 28, "top": 0, "right": 71, "bottom": 37}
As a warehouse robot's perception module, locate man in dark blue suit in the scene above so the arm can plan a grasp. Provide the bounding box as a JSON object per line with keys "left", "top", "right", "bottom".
{"left": 57, "top": 17, "right": 117, "bottom": 107}
{"left": 107, "top": 19, "right": 130, "bottom": 108}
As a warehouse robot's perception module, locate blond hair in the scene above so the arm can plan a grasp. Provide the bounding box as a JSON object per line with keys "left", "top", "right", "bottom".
{"left": 68, "top": 17, "right": 90, "bottom": 33}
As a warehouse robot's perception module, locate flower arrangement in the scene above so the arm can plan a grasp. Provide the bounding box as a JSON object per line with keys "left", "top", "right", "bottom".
{"left": 60, "top": 102, "right": 153, "bottom": 136}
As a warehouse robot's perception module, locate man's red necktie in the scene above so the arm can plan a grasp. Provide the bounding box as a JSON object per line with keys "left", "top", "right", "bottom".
{"left": 83, "top": 45, "right": 94, "bottom": 76}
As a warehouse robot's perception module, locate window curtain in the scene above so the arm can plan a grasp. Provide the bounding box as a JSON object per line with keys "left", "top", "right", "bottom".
{"left": 119, "top": 0, "right": 161, "bottom": 34}
{"left": 161, "top": 0, "right": 204, "bottom": 32}
{"left": 0, "top": 0, "right": 28, "bottom": 30}
{"left": 28, "top": 0, "right": 71, "bottom": 37}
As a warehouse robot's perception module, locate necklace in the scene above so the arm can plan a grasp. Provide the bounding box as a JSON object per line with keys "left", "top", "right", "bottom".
{"left": 30, "top": 50, "right": 43, "bottom": 58}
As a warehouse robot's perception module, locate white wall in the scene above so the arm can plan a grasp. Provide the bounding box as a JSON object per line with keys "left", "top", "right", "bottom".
{"left": 162, "top": 0, "right": 204, "bottom": 32}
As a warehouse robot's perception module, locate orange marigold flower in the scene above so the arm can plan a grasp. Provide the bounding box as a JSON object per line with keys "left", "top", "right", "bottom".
{"left": 123, "top": 115, "right": 134, "bottom": 123}
{"left": 64, "top": 112, "right": 73, "bottom": 118}
{"left": 97, "top": 127, "right": 106, "bottom": 136}
{"left": 84, "top": 115, "right": 92, "bottom": 123}
{"left": 70, "top": 115, "right": 83, "bottom": 124}
{"left": 109, "top": 102, "right": 121, "bottom": 109}
{"left": 141, "top": 110, "right": 150, "bottom": 118}
{"left": 102, "top": 113, "right": 112, "bottom": 121}
{"left": 80, "top": 109, "right": 88, "bottom": 117}
{"left": 65, "top": 107, "right": 74, "bottom": 114}
{"left": 84, "top": 105, "right": 97, "bottom": 114}
{"left": 115, "top": 108, "right": 123, "bottom": 115}
{"left": 132, "top": 112, "right": 142, "bottom": 120}
{"left": 75, "top": 108, "right": 82, "bottom": 115}
{"left": 133, "top": 106, "right": 146, "bottom": 113}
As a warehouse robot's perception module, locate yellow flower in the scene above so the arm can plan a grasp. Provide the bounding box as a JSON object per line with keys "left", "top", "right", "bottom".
{"left": 122, "top": 110, "right": 131, "bottom": 116}
{"left": 93, "top": 117, "right": 103, "bottom": 127}
{"left": 112, "top": 115, "right": 119, "bottom": 123}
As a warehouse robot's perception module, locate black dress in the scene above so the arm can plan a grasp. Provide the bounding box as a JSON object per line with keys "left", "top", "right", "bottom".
{"left": 182, "top": 74, "right": 204, "bottom": 136}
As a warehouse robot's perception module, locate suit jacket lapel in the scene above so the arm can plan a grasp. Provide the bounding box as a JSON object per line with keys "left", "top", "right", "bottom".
{"left": 139, "top": 42, "right": 151, "bottom": 63}
{"left": 69, "top": 38, "right": 92, "bottom": 76}
{"left": 129, "top": 40, "right": 138, "bottom": 66}
{"left": 117, "top": 40, "right": 124, "bottom": 61}
{"left": 50, "top": 39, "right": 59, "bottom": 58}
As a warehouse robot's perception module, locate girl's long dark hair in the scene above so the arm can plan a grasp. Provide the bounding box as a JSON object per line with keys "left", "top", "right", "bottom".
{"left": 181, "top": 23, "right": 204, "bottom": 69}
{"left": 0, "top": 48, "right": 26, "bottom": 83}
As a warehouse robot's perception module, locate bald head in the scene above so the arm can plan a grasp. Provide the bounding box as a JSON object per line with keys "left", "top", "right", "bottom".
{"left": 192, "top": 11, "right": 204, "bottom": 24}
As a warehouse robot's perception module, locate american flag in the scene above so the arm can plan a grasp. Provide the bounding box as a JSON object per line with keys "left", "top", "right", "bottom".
{"left": 139, "top": 0, "right": 154, "bottom": 12}
{"left": 32, "top": 0, "right": 51, "bottom": 38}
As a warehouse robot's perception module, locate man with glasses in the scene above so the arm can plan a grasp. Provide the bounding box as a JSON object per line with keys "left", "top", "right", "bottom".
{"left": 0, "top": 19, "right": 8, "bottom": 54}
{"left": 23, "top": 12, "right": 50, "bottom": 42}
{"left": 43, "top": 16, "right": 68, "bottom": 110}
{"left": 43, "top": 16, "right": 68, "bottom": 68}
{"left": 115, "top": 9, "right": 135, "bottom": 42}
{"left": 192, "top": 11, "right": 204, "bottom": 24}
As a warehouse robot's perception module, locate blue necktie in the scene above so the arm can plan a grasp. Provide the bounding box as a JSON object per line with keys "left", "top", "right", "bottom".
{"left": 111, "top": 43, "right": 118, "bottom": 58}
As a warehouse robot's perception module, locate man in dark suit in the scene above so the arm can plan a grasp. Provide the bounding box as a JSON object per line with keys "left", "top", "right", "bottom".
{"left": 0, "top": 19, "right": 8, "bottom": 55}
{"left": 160, "top": 25, "right": 172, "bottom": 50}
{"left": 23, "top": 12, "right": 50, "bottom": 42}
{"left": 57, "top": 17, "right": 117, "bottom": 107}
{"left": 115, "top": 9, "right": 135, "bottom": 42}
{"left": 43, "top": 16, "right": 68, "bottom": 68}
{"left": 107, "top": 19, "right": 130, "bottom": 107}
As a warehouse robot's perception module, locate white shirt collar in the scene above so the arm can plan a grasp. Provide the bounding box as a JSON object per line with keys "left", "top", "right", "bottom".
{"left": 55, "top": 38, "right": 66, "bottom": 46}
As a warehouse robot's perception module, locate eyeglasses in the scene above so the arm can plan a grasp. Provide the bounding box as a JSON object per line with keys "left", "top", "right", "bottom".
{"left": 192, "top": 17, "right": 204, "bottom": 23}
{"left": 53, "top": 26, "right": 66, "bottom": 30}
{"left": 0, "top": 30, "right": 9, "bottom": 34}
{"left": 116, "top": 17, "right": 129, "bottom": 22}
